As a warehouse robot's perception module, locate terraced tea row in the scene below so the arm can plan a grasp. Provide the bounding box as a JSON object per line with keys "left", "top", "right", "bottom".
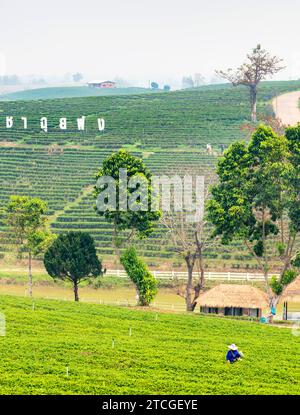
{"left": 1, "top": 82, "right": 300, "bottom": 149}
{"left": 1, "top": 81, "right": 300, "bottom": 267}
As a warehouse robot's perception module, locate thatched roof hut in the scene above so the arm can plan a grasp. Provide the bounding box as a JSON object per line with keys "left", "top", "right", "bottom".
{"left": 199, "top": 284, "right": 268, "bottom": 309}
{"left": 281, "top": 277, "right": 300, "bottom": 303}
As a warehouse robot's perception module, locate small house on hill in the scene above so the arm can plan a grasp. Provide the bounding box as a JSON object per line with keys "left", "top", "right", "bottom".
{"left": 199, "top": 284, "right": 268, "bottom": 318}
{"left": 281, "top": 277, "right": 300, "bottom": 320}
{"left": 87, "top": 80, "right": 116, "bottom": 88}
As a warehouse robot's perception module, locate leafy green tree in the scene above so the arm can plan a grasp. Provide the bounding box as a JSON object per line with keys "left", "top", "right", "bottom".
{"left": 6, "top": 195, "right": 53, "bottom": 297}
{"left": 44, "top": 232, "right": 103, "bottom": 301}
{"left": 207, "top": 124, "right": 300, "bottom": 312}
{"left": 151, "top": 81, "right": 159, "bottom": 90}
{"left": 121, "top": 247, "right": 157, "bottom": 306}
{"left": 94, "top": 150, "right": 161, "bottom": 259}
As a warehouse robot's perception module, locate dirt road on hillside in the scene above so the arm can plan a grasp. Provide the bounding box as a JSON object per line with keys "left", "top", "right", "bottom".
{"left": 273, "top": 90, "right": 300, "bottom": 126}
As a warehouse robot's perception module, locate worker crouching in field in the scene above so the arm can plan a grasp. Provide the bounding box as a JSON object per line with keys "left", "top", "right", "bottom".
{"left": 226, "top": 344, "right": 243, "bottom": 364}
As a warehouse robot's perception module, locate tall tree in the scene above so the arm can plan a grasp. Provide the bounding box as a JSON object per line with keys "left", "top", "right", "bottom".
{"left": 6, "top": 196, "right": 53, "bottom": 297}
{"left": 207, "top": 125, "right": 300, "bottom": 315}
{"left": 161, "top": 182, "right": 214, "bottom": 312}
{"left": 216, "top": 45, "right": 284, "bottom": 122}
{"left": 150, "top": 82, "right": 159, "bottom": 90}
{"left": 94, "top": 150, "right": 161, "bottom": 260}
{"left": 44, "top": 232, "right": 103, "bottom": 301}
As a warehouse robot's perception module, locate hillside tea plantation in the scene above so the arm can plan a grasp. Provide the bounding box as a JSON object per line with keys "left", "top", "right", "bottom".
{"left": 0, "top": 295, "right": 298, "bottom": 395}
{"left": 1, "top": 81, "right": 300, "bottom": 266}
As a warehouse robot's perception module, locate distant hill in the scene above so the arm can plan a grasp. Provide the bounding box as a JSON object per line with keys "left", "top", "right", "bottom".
{"left": 0, "top": 86, "right": 156, "bottom": 101}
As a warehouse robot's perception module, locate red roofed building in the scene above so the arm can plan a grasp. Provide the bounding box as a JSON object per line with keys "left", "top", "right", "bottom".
{"left": 87, "top": 80, "right": 116, "bottom": 88}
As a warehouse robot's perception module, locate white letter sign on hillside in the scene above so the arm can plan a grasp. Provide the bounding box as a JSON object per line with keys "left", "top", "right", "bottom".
{"left": 59, "top": 118, "right": 67, "bottom": 130}
{"left": 1, "top": 115, "right": 106, "bottom": 132}
{"left": 40, "top": 117, "right": 48, "bottom": 132}
{"left": 6, "top": 116, "right": 13, "bottom": 128}
{"left": 21, "top": 117, "right": 27, "bottom": 129}
{"left": 98, "top": 118, "right": 105, "bottom": 131}
{"left": 77, "top": 116, "right": 85, "bottom": 130}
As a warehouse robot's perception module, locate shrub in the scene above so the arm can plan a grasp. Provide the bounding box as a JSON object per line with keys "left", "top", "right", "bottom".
{"left": 120, "top": 247, "right": 157, "bottom": 306}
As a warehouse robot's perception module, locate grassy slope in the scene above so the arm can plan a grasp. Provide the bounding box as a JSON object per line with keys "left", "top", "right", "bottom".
{"left": 0, "top": 86, "right": 154, "bottom": 101}
{"left": 0, "top": 295, "right": 299, "bottom": 395}
{"left": 1, "top": 81, "right": 300, "bottom": 266}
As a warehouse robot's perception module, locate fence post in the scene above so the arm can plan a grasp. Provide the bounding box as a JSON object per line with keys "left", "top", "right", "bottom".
{"left": 227, "top": 272, "right": 230, "bottom": 281}
{"left": 208, "top": 272, "right": 211, "bottom": 280}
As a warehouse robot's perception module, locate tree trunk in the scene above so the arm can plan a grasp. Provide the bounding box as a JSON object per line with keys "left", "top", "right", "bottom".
{"left": 73, "top": 281, "right": 79, "bottom": 302}
{"left": 192, "top": 234, "right": 206, "bottom": 311}
{"left": 28, "top": 251, "right": 33, "bottom": 297}
{"left": 185, "top": 256, "right": 195, "bottom": 312}
{"left": 268, "top": 296, "right": 279, "bottom": 323}
{"left": 250, "top": 85, "right": 257, "bottom": 122}
{"left": 113, "top": 219, "right": 120, "bottom": 263}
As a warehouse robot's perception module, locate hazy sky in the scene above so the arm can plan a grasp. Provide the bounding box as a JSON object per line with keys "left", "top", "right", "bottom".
{"left": 1, "top": 0, "right": 300, "bottom": 85}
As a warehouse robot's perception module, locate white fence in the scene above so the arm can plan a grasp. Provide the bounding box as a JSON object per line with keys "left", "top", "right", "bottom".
{"left": 105, "top": 269, "right": 278, "bottom": 282}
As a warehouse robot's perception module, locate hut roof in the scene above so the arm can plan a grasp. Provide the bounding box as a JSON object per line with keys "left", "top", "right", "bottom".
{"left": 281, "top": 277, "right": 300, "bottom": 303}
{"left": 199, "top": 284, "right": 268, "bottom": 309}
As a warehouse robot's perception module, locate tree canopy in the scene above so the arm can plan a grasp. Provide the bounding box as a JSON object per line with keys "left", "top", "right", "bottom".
{"left": 207, "top": 124, "right": 300, "bottom": 308}
{"left": 121, "top": 247, "right": 157, "bottom": 306}
{"left": 94, "top": 150, "right": 161, "bottom": 257}
{"left": 6, "top": 195, "right": 53, "bottom": 296}
{"left": 44, "top": 231, "right": 103, "bottom": 301}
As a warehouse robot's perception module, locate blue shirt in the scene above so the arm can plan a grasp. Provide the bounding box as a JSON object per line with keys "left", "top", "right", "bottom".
{"left": 226, "top": 349, "right": 241, "bottom": 363}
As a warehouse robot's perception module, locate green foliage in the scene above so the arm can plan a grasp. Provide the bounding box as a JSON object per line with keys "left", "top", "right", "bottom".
{"left": 281, "top": 269, "right": 297, "bottom": 286}
{"left": 270, "top": 269, "right": 298, "bottom": 296}
{"left": 121, "top": 247, "right": 157, "bottom": 306}
{"left": 291, "top": 252, "right": 300, "bottom": 268}
{"left": 270, "top": 276, "right": 284, "bottom": 296}
{"left": 0, "top": 295, "right": 299, "bottom": 394}
{"left": 44, "top": 231, "right": 103, "bottom": 300}
{"left": 94, "top": 150, "right": 161, "bottom": 238}
{"left": 6, "top": 195, "right": 48, "bottom": 242}
{"left": 276, "top": 242, "right": 286, "bottom": 257}
{"left": 28, "top": 230, "right": 57, "bottom": 256}
{"left": 5, "top": 195, "right": 52, "bottom": 294}
{"left": 207, "top": 124, "right": 300, "bottom": 298}
{"left": 253, "top": 240, "right": 264, "bottom": 257}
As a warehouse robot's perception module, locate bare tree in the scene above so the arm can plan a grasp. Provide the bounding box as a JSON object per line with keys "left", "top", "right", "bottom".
{"left": 161, "top": 183, "right": 215, "bottom": 312}
{"left": 216, "top": 45, "right": 285, "bottom": 122}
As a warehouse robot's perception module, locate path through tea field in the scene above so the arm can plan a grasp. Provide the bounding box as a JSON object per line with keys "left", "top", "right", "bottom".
{"left": 273, "top": 90, "right": 300, "bottom": 125}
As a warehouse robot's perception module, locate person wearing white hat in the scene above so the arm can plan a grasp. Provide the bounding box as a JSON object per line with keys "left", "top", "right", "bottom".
{"left": 226, "top": 344, "right": 243, "bottom": 364}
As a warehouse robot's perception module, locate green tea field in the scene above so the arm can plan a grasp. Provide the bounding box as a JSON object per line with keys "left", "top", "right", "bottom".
{"left": 0, "top": 295, "right": 298, "bottom": 395}
{"left": 1, "top": 81, "right": 300, "bottom": 268}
